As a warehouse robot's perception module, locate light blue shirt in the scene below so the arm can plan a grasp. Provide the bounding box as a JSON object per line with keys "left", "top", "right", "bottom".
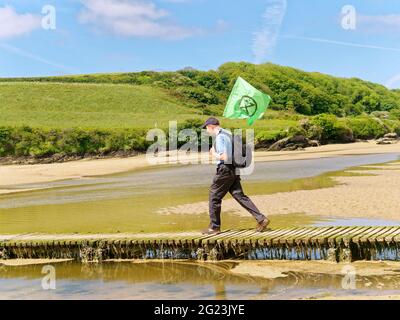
{"left": 215, "top": 128, "right": 232, "bottom": 165}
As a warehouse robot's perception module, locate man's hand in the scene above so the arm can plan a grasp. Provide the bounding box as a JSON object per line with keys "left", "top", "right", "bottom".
{"left": 210, "top": 147, "right": 220, "bottom": 160}
{"left": 210, "top": 147, "right": 227, "bottom": 161}
{"left": 209, "top": 146, "right": 216, "bottom": 156}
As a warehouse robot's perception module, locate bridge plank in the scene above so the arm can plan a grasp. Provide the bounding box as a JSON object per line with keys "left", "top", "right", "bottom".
{"left": 245, "top": 228, "right": 294, "bottom": 245}
{"left": 295, "top": 227, "right": 334, "bottom": 245}
{"left": 190, "top": 229, "right": 234, "bottom": 244}
{"left": 283, "top": 227, "right": 316, "bottom": 239}
{"left": 385, "top": 228, "right": 400, "bottom": 243}
{"left": 204, "top": 230, "right": 237, "bottom": 244}
{"left": 2, "top": 227, "right": 400, "bottom": 262}
{"left": 312, "top": 227, "right": 348, "bottom": 244}
{"left": 249, "top": 228, "right": 294, "bottom": 244}
{"left": 271, "top": 228, "right": 306, "bottom": 245}
{"left": 327, "top": 227, "right": 359, "bottom": 244}
{"left": 393, "top": 230, "right": 400, "bottom": 242}
{"left": 256, "top": 228, "right": 292, "bottom": 239}
{"left": 217, "top": 230, "right": 252, "bottom": 243}
{"left": 375, "top": 227, "right": 400, "bottom": 242}
{"left": 352, "top": 228, "right": 375, "bottom": 242}
{"left": 335, "top": 226, "right": 371, "bottom": 244}
{"left": 242, "top": 230, "right": 260, "bottom": 240}
{"left": 234, "top": 230, "right": 262, "bottom": 244}
{"left": 358, "top": 227, "right": 387, "bottom": 243}
{"left": 279, "top": 227, "right": 319, "bottom": 245}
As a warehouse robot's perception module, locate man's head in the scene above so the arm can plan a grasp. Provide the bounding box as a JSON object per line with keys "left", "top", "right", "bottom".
{"left": 201, "top": 117, "right": 220, "bottom": 135}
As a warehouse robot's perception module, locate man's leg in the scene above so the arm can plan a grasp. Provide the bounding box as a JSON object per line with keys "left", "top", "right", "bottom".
{"left": 229, "top": 175, "right": 266, "bottom": 223}
{"left": 209, "top": 166, "right": 236, "bottom": 230}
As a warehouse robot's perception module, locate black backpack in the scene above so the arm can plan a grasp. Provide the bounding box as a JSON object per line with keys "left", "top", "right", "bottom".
{"left": 219, "top": 131, "right": 253, "bottom": 168}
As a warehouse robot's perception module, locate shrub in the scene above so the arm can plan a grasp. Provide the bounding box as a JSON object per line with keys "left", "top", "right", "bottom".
{"left": 255, "top": 130, "right": 288, "bottom": 147}
{"left": 389, "top": 109, "right": 400, "bottom": 120}
{"left": 0, "top": 126, "right": 150, "bottom": 159}
{"left": 299, "top": 119, "right": 322, "bottom": 140}
{"left": 310, "top": 114, "right": 354, "bottom": 143}
{"left": 176, "top": 87, "right": 220, "bottom": 105}
{"left": 382, "top": 119, "right": 400, "bottom": 136}
{"left": 371, "top": 111, "right": 390, "bottom": 119}
{"left": 57, "top": 129, "right": 107, "bottom": 156}
{"left": 0, "top": 127, "right": 15, "bottom": 156}
{"left": 345, "top": 116, "right": 387, "bottom": 139}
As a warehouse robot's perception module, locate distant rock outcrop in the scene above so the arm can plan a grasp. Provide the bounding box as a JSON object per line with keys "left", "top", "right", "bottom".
{"left": 268, "top": 135, "right": 320, "bottom": 151}
{"left": 376, "top": 133, "right": 398, "bottom": 145}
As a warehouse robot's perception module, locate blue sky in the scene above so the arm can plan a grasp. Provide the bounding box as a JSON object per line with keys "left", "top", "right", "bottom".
{"left": 1, "top": 0, "right": 400, "bottom": 88}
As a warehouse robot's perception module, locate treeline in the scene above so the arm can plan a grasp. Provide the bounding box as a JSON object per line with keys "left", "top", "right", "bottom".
{"left": 0, "top": 120, "right": 208, "bottom": 159}
{"left": 0, "top": 127, "right": 150, "bottom": 159}
{"left": 2, "top": 62, "right": 400, "bottom": 118}
{"left": 0, "top": 115, "right": 398, "bottom": 160}
{"left": 1, "top": 62, "right": 400, "bottom": 161}
{"left": 256, "top": 113, "right": 400, "bottom": 147}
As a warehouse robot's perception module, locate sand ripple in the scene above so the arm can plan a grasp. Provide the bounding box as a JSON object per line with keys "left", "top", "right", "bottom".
{"left": 158, "top": 165, "right": 400, "bottom": 221}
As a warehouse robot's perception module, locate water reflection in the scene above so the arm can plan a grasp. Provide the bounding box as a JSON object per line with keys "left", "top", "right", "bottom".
{"left": 1, "top": 261, "right": 400, "bottom": 300}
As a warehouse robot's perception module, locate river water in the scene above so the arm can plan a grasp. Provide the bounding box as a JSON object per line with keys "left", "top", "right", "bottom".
{"left": 1, "top": 153, "right": 400, "bottom": 299}
{"left": 0, "top": 153, "right": 399, "bottom": 234}
{"left": 2, "top": 261, "right": 400, "bottom": 300}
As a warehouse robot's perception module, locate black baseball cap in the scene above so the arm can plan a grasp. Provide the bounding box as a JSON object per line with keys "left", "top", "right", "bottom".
{"left": 201, "top": 117, "right": 220, "bottom": 129}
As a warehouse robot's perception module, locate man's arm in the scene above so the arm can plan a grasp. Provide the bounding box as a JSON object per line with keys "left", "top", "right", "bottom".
{"left": 210, "top": 148, "right": 228, "bottom": 161}
{"left": 211, "top": 135, "right": 228, "bottom": 161}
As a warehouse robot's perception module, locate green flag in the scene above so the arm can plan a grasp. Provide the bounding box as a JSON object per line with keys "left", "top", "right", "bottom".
{"left": 223, "top": 77, "right": 271, "bottom": 125}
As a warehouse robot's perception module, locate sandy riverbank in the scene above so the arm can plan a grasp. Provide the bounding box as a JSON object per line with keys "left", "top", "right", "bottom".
{"left": 230, "top": 260, "right": 400, "bottom": 279}
{"left": 158, "top": 161, "right": 400, "bottom": 222}
{"left": 0, "top": 140, "right": 399, "bottom": 195}
{"left": 230, "top": 260, "right": 400, "bottom": 300}
{"left": 0, "top": 259, "right": 72, "bottom": 266}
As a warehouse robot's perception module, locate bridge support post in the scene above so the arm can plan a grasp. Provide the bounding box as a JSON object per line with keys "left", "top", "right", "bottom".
{"left": 327, "top": 247, "right": 337, "bottom": 262}
{"left": 338, "top": 247, "right": 352, "bottom": 263}
{"left": 196, "top": 246, "right": 207, "bottom": 261}
{"left": 0, "top": 247, "right": 8, "bottom": 260}
{"left": 79, "top": 241, "right": 105, "bottom": 263}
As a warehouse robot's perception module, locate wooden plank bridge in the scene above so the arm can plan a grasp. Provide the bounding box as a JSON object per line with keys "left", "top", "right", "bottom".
{"left": 1, "top": 226, "right": 400, "bottom": 263}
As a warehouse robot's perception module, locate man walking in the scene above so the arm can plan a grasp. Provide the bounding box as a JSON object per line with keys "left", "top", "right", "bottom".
{"left": 201, "top": 117, "right": 270, "bottom": 235}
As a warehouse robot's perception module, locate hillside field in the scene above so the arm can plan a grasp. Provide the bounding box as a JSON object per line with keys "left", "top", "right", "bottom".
{"left": 1, "top": 62, "right": 400, "bottom": 160}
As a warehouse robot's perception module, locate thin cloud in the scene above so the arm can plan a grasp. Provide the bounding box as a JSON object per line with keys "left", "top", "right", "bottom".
{"left": 215, "top": 19, "right": 229, "bottom": 33}
{"left": 0, "top": 6, "right": 41, "bottom": 39}
{"left": 252, "top": 0, "right": 287, "bottom": 64}
{"left": 386, "top": 74, "right": 400, "bottom": 89}
{"left": 358, "top": 14, "right": 400, "bottom": 34}
{"left": 281, "top": 35, "right": 400, "bottom": 53}
{"left": 0, "top": 43, "right": 79, "bottom": 74}
{"left": 78, "top": 0, "right": 202, "bottom": 40}
{"left": 160, "top": 0, "right": 191, "bottom": 3}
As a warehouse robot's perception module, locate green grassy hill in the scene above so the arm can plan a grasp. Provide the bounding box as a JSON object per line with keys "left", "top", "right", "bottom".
{"left": 3, "top": 61, "right": 400, "bottom": 117}
{"left": 0, "top": 78, "right": 299, "bottom": 132}
{"left": 1, "top": 62, "right": 399, "bottom": 160}
{"left": 0, "top": 82, "right": 200, "bottom": 129}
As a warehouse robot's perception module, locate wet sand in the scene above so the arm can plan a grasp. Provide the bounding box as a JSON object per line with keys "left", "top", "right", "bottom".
{"left": 231, "top": 260, "right": 400, "bottom": 300}
{"left": 306, "top": 295, "right": 400, "bottom": 300}
{"left": 0, "top": 259, "right": 72, "bottom": 266}
{"left": 230, "top": 260, "right": 400, "bottom": 279}
{"left": 0, "top": 140, "right": 399, "bottom": 195}
{"left": 159, "top": 162, "right": 400, "bottom": 222}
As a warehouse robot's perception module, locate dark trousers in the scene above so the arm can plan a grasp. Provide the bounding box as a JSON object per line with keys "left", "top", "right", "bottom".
{"left": 209, "top": 164, "right": 266, "bottom": 230}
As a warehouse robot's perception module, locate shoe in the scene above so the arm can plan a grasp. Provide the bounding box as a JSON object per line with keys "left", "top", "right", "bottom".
{"left": 202, "top": 228, "right": 221, "bottom": 235}
{"left": 256, "top": 219, "right": 270, "bottom": 232}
